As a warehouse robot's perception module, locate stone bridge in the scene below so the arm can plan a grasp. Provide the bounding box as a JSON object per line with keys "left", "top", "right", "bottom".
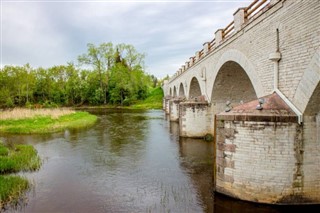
{"left": 162, "top": 0, "right": 319, "bottom": 205}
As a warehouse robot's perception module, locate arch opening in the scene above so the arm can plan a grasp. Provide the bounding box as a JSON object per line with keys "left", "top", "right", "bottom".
{"left": 211, "top": 61, "right": 257, "bottom": 113}
{"left": 304, "top": 81, "right": 320, "bottom": 143}
{"left": 304, "top": 82, "right": 320, "bottom": 116}
{"left": 173, "top": 86, "right": 177, "bottom": 97}
{"left": 189, "top": 77, "right": 202, "bottom": 99}
{"left": 169, "top": 88, "right": 172, "bottom": 97}
{"left": 179, "top": 83, "right": 185, "bottom": 97}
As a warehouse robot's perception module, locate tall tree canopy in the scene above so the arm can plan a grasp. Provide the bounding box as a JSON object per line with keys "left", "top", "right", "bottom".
{"left": 0, "top": 42, "right": 161, "bottom": 108}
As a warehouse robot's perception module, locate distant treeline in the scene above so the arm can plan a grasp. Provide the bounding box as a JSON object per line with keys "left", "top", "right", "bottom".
{"left": 0, "top": 42, "right": 167, "bottom": 108}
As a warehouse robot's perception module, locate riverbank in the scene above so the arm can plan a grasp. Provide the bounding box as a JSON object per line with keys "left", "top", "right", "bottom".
{"left": 0, "top": 142, "right": 41, "bottom": 210}
{"left": 0, "top": 108, "right": 98, "bottom": 134}
{"left": 0, "top": 108, "right": 98, "bottom": 209}
{"left": 75, "top": 87, "right": 164, "bottom": 110}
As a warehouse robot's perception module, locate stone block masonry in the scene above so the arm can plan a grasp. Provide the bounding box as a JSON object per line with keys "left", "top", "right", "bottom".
{"left": 215, "top": 93, "right": 320, "bottom": 204}
{"left": 179, "top": 101, "right": 213, "bottom": 138}
{"left": 162, "top": 0, "right": 320, "bottom": 205}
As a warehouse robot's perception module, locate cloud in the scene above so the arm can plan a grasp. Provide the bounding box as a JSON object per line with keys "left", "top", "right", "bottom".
{"left": 1, "top": 0, "right": 250, "bottom": 78}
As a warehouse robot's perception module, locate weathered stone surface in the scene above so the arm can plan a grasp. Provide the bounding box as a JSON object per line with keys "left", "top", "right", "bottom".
{"left": 217, "top": 93, "right": 298, "bottom": 123}
{"left": 162, "top": 0, "right": 320, "bottom": 205}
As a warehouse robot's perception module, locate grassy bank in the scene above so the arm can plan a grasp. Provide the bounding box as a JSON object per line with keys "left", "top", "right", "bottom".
{"left": 0, "top": 142, "right": 41, "bottom": 209}
{"left": 124, "top": 87, "right": 163, "bottom": 109}
{"left": 0, "top": 108, "right": 98, "bottom": 134}
{"left": 0, "top": 176, "right": 29, "bottom": 209}
{"left": 74, "top": 87, "right": 164, "bottom": 110}
{"left": 0, "top": 143, "right": 42, "bottom": 173}
{"left": 130, "top": 87, "right": 163, "bottom": 109}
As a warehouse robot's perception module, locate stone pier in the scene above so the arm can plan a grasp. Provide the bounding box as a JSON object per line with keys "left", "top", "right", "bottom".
{"left": 169, "top": 97, "right": 185, "bottom": 122}
{"left": 163, "top": 96, "right": 171, "bottom": 115}
{"left": 179, "top": 101, "right": 213, "bottom": 138}
{"left": 215, "top": 93, "right": 318, "bottom": 204}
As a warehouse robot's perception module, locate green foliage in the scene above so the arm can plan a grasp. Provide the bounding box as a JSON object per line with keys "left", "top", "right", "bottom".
{"left": 0, "top": 175, "right": 29, "bottom": 209}
{"left": 0, "top": 141, "right": 41, "bottom": 210}
{"left": 5, "top": 98, "right": 14, "bottom": 108}
{"left": 0, "top": 112, "right": 98, "bottom": 134}
{"left": 0, "top": 42, "right": 157, "bottom": 108}
{"left": 130, "top": 87, "right": 164, "bottom": 109}
{"left": 0, "top": 143, "right": 42, "bottom": 174}
{"left": 25, "top": 101, "right": 32, "bottom": 109}
{"left": 0, "top": 145, "right": 9, "bottom": 156}
{"left": 43, "top": 101, "right": 59, "bottom": 108}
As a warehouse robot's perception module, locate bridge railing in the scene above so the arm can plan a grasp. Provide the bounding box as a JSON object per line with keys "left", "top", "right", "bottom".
{"left": 245, "top": 0, "right": 269, "bottom": 19}
{"left": 169, "top": 0, "right": 271, "bottom": 83}
{"left": 223, "top": 21, "right": 234, "bottom": 39}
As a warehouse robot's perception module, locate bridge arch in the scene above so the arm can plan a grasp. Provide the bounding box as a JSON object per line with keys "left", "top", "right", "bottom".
{"left": 211, "top": 60, "right": 257, "bottom": 113}
{"left": 178, "top": 82, "right": 185, "bottom": 97}
{"left": 173, "top": 86, "right": 177, "bottom": 97}
{"left": 293, "top": 49, "right": 320, "bottom": 114}
{"left": 189, "top": 77, "right": 202, "bottom": 99}
{"left": 212, "top": 49, "right": 265, "bottom": 99}
{"left": 304, "top": 82, "right": 320, "bottom": 116}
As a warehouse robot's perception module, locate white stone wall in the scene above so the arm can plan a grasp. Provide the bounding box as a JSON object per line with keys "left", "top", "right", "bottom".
{"left": 169, "top": 100, "right": 180, "bottom": 122}
{"left": 165, "top": 98, "right": 170, "bottom": 114}
{"left": 165, "top": 0, "right": 320, "bottom": 113}
{"left": 163, "top": 0, "right": 320, "bottom": 204}
{"left": 179, "top": 103, "right": 213, "bottom": 138}
{"left": 215, "top": 120, "right": 318, "bottom": 204}
{"left": 302, "top": 115, "right": 320, "bottom": 201}
{"left": 316, "top": 112, "right": 320, "bottom": 142}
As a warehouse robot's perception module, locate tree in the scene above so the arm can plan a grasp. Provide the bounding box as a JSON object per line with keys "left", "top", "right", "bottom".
{"left": 0, "top": 64, "right": 36, "bottom": 107}
{"left": 78, "top": 42, "right": 114, "bottom": 104}
{"left": 108, "top": 63, "right": 132, "bottom": 105}
{"left": 115, "top": 43, "right": 146, "bottom": 71}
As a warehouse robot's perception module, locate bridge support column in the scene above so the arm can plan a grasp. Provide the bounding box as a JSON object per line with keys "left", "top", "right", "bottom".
{"left": 163, "top": 96, "right": 171, "bottom": 114}
{"left": 179, "top": 101, "right": 213, "bottom": 138}
{"left": 214, "top": 93, "right": 318, "bottom": 204}
{"left": 169, "top": 98, "right": 183, "bottom": 122}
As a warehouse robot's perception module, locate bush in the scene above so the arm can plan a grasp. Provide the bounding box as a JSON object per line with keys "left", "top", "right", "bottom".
{"left": 43, "top": 101, "right": 58, "bottom": 108}
{"left": 5, "top": 98, "right": 14, "bottom": 108}
{"left": 25, "top": 101, "right": 32, "bottom": 109}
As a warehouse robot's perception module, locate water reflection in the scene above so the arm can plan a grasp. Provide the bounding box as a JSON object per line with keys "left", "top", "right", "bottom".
{"left": 1, "top": 109, "right": 319, "bottom": 213}
{"left": 178, "top": 137, "right": 214, "bottom": 213}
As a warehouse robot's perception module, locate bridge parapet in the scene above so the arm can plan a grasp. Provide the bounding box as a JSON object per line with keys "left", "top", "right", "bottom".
{"left": 168, "top": 0, "right": 271, "bottom": 83}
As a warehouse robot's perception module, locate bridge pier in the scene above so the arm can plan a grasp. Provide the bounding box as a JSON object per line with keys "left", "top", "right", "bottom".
{"left": 179, "top": 100, "right": 213, "bottom": 138}
{"left": 214, "top": 93, "right": 319, "bottom": 204}
{"left": 163, "top": 96, "right": 171, "bottom": 114}
{"left": 169, "top": 98, "right": 184, "bottom": 122}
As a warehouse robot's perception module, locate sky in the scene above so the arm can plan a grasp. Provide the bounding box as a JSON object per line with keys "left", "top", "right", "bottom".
{"left": 1, "top": 0, "right": 251, "bottom": 79}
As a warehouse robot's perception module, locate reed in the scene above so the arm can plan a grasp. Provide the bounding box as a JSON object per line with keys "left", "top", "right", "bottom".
{"left": 0, "top": 142, "right": 41, "bottom": 210}
{"left": 0, "top": 108, "right": 75, "bottom": 120}
{"left": 0, "top": 175, "right": 29, "bottom": 210}
{"left": 0, "top": 109, "right": 97, "bottom": 134}
{"left": 0, "top": 142, "right": 42, "bottom": 174}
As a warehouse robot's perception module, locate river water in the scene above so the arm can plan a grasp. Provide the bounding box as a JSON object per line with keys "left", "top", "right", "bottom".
{"left": 1, "top": 109, "right": 319, "bottom": 213}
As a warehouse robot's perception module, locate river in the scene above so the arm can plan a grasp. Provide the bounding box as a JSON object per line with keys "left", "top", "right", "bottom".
{"left": 1, "top": 109, "right": 319, "bottom": 213}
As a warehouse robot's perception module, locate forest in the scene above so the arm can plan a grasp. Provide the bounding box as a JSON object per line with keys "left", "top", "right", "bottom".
{"left": 0, "top": 42, "right": 165, "bottom": 108}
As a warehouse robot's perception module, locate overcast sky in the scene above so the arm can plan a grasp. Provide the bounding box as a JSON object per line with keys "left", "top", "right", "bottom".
{"left": 1, "top": 0, "right": 250, "bottom": 78}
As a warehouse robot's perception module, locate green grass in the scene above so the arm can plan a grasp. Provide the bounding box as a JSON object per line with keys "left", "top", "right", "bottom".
{"left": 0, "top": 111, "right": 98, "bottom": 134}
{"left": 0, "top": 142, "right": 41, "bottom": 210}
{"left": 0, "top": 175, "right": 29, "bottom": 209}
{"left": 0, "top": 145, "right": 9, "bottom": 156}
{"left": 0, "top": 143, "right": 42, "bottom": 174}
{"left": 130, "top": 87, "right": 164, "bottom": 109}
